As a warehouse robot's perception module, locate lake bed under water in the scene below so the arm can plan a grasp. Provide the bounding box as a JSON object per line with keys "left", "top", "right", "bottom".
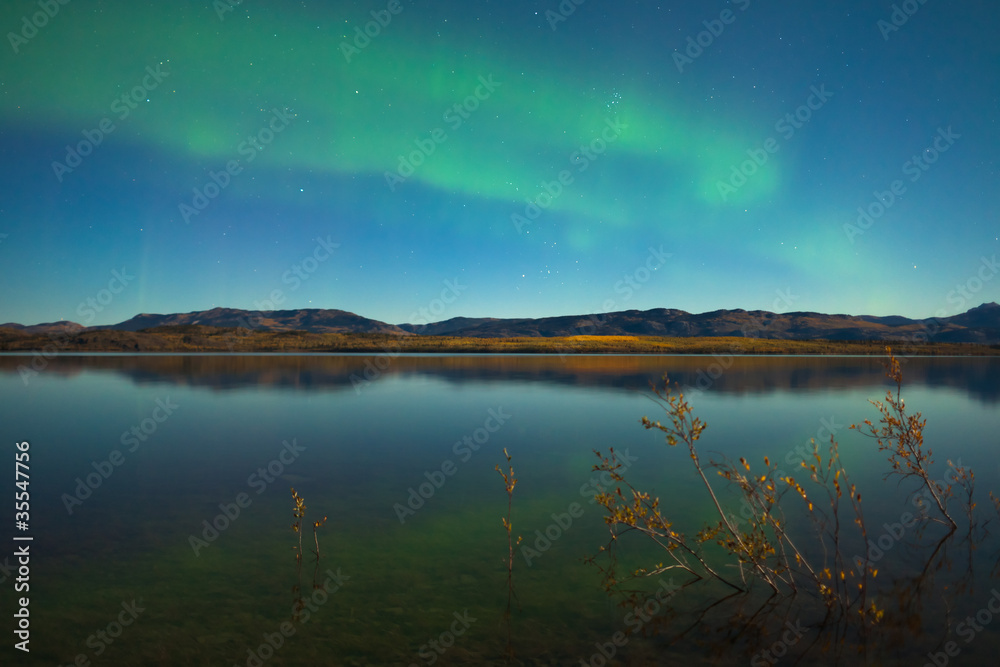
{"left": 1, "top": 354, "right": 998, "bottom": 665}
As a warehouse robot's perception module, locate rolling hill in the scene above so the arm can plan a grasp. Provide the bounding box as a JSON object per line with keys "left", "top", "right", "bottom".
{"left": 2, "top": 303, "right": 998, "bottom": 344}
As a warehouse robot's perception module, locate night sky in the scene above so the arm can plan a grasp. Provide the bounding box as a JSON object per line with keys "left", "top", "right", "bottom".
{"left": 1, "top": 0, "right": 998, "bottom": 327}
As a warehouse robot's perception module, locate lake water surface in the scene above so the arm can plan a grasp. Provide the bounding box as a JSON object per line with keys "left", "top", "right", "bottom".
{"left": 1, "top": 354, "right": 998, "bottom": 665}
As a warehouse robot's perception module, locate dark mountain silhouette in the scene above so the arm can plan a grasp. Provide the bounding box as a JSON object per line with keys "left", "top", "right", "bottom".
{"left": 396, "top": 317, "right": 503, "bottom": 336}
{"left": 102, "top": 307, "right": 410, "bottom": 335}
{"left": 0, "top": 320, "right": 86, "bottom": 335}
{"left": 943, "top": 302, "right": 1000, "bottom": 329}
{"left": 397, "top": 303, "right": 1000, "bottom": 343}
{"left": 2, "top": 303, "right": 998, "bottom": 344}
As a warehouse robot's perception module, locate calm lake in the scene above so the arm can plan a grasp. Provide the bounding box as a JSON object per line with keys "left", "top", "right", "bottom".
{"left": 1, "top": 354, "right": 999, "bottom": 666}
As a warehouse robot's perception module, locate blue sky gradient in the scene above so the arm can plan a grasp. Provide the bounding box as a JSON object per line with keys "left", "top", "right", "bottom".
{"left": 1, "top": 0, "right": 998, "bottom": 326}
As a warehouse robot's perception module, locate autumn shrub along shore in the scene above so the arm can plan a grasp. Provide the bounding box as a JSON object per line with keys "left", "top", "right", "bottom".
{"left": 589, "top": 348, "right": 979, "bottom": 635}
{"left": 495, "top": 448, "right": 521, "bottom": 661}
{"left": 290, "top": 488, "right": 328, "bottom": 622}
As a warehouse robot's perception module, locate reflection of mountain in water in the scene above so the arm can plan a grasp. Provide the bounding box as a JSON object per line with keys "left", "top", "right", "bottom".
{"left": 1, "top": 354, "right": 997, "bottom": 403}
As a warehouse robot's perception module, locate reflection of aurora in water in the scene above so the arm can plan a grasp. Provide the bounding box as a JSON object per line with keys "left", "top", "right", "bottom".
{"left": 0, "top": 355, "right": 999, "bottom": 663}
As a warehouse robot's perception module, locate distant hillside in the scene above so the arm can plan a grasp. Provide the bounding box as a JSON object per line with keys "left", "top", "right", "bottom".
{"left": 104, "top": 307, "right": 410, "bottom": 335}
{"left": 412, "top": 303, "right": 1000, "bottom": 344}
{"left": 4, "top": 303, "right": 999, "bottom": 345}
{"left": 0, "top": 320, "right": 86, "bottom": 335}
{"left": 396, "top": 317, "right": 503, "bottom": 336}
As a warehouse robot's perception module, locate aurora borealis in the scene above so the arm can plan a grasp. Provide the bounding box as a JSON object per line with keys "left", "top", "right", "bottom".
{"left": 1, "top": 0, "right": 998, "bottom": 326}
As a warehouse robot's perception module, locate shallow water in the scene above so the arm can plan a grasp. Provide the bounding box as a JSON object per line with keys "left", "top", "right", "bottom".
{"left": 1, "top": 354, "right": 998, "bottom": 665}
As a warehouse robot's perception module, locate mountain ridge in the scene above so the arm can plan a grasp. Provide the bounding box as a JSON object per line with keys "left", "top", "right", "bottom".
{"left": 2, "top": 303, "right": 998, "bottom": 343}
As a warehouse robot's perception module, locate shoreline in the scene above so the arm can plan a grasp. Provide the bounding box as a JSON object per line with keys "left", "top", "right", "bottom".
{"left": 2, "top": 328, "right": 998, "bottom": 356}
